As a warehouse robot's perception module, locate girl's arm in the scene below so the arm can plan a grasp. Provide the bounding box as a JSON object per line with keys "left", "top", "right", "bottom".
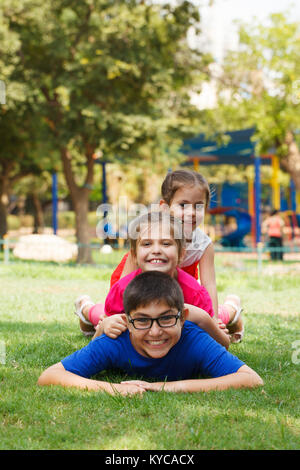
{"left": 185, "top": 303, "right": 230, "bottom": 349}
{"left": 198, "top": 243, "right": 218, "bottom": 316}
{"left": 122, "top": 365, "right": 263, "bottom": 393}
{"left": 37, "top": 362, "right": 144, "bottom": 396}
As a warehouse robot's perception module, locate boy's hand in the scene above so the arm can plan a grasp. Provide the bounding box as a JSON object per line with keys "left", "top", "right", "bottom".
{"left": 121, "top": 380, "right": 184, "bottom": 393}
{"left": 109, "top": 382, "right": 146, "bottom": 396}
{"left": 102, "top": 314, "right": 128, "bottom": 339}
{"left": 121, "top": 380, "right": 157, "bottom": 391}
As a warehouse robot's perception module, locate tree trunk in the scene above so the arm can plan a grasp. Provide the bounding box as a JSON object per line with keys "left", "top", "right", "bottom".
{"left": 0, "top": 171, "right": 10, "bottom": 243}
{"left": 32, "top": 192, "right": 44, "bottom": 234}
{"left": 281, "top": 131, "right": 300, "bottom": 191}
{"left": 74, "top": 194, "right": 93, "bottom": 264}
{"left": 0, "top": 199, "right": 7, "bottom": 243}
{"left": 60, "top": 147, "right": 95, "bottom": 264}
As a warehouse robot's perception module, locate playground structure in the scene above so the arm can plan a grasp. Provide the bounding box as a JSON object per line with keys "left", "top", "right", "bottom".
{"left": 182, "top": 128, "right": 300, "bottom": 247}
{"left": 208, "top": 206, "right": 252, "bottom": 248}
{"left": 49, "top": 127, "right": 300, "bottom": 250}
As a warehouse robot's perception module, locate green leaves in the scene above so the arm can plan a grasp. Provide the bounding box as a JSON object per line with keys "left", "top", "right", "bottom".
{"left": 2, "top": 0, "right": 206, "bottom": 162}
{"left": 1, "top": 0, "right": 210, "bottom": 247}
{"left": 205, "top": 11, "right": 300, "bottom": 188}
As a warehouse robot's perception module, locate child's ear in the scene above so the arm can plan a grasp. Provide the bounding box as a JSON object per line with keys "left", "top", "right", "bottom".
{"left": 180, "top": 307, "right": 189, "bottom": 324}
{"left": 159, "top": 199, "right": 169, "bottom": 212}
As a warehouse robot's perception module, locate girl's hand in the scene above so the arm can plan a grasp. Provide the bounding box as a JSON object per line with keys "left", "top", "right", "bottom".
{"left": 102, "top": 314, "right": 128, "bottom": 339}
{"left": 217, "top": 319, "right": 229, "bottom": 335}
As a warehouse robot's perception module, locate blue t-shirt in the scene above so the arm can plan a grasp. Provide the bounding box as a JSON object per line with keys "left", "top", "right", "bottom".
{"left": 61, "top": 321, "right": 244, "bottom": 381}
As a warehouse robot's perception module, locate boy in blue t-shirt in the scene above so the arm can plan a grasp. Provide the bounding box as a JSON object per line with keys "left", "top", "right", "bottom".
{"left": 38, "top": 272, "right": 263, "bottom": 395}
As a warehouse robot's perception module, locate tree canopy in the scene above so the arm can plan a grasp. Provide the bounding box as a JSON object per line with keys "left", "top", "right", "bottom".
{"left": 1, "top": 0, "right": 210, "bottom": 260}
{"left": 205, "top": 12, "right": 300, "bottom": 190}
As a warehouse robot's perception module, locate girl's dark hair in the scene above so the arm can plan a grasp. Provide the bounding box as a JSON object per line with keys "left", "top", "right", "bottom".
{"left": 161, "top": 169, "right": 211, "bottom": 208}
{"left": 123, "top": 271, "right": 184, "bottom": 316}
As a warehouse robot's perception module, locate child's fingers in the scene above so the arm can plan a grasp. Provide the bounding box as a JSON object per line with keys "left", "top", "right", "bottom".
{"left": 122, "top": 385, "right": 145, "bottom": 396}
{"left": 122, "top": 381, "right": 159, "bottom": 392}
{"left": 106, "top": 325, "right": 127, "bottom": 338}
{"left": 121, "top": 380, "right": 149, "bottom": 387}
{"left": 216, "top": 319, "right": 229, "bottom": 335}
{"left": 219, "top": 325, "right": 229, "bottom": 334}
{"left": 107, "top": 324, "right": 127, "bottom": 336}
{"left": 107, "top": 330, "right": 121, "bottom": 338}
{"left": 112, "top": 316, "right": 127, "bottom": 327}
{"left": 114, "top": 317, "right": 127, "bottom": 326}
{"left": 114, "top": 383, "right": 146, "bottom": 396}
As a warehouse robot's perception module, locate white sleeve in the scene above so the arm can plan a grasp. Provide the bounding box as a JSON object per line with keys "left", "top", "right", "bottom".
{"left": 180, "top": 228, "right": 212, "bottom": 268}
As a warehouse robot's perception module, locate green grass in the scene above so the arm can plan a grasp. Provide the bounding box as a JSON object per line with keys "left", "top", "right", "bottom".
{"left": 0, "top": 259, "right": 299, "bottom": 450}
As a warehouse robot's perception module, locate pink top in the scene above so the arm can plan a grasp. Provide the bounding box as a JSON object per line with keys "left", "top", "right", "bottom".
{"left": 105, "top": 267, "right": 214, "bottom": 318}
{"left": 267, "top": 216, "right": 283, "bottom": 238}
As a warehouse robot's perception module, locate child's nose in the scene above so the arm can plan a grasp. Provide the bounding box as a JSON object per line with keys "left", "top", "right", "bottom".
{"left": 184, "top": 204, "right": 194, "bottom": 217}
{"left": 149, "top": 320, "right": 162, "bottom": 335}
{"left": 152, "top": 241, "right": 162, "bottom": 253}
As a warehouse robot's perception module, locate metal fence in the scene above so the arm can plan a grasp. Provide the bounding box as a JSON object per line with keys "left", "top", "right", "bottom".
{"left": 1, "top": 238, "right": 299, "bottom": 274}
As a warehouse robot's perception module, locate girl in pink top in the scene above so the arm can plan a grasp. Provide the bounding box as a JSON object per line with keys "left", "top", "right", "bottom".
{"left": 104, "top": 266, "right": 214, "bottom": 319}
{"left": 77, "top": 211, "right": 230, "bottom": 349}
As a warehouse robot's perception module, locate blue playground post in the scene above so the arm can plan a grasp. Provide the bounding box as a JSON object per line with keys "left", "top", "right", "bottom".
{"left": 254, "top": 156, "right": 261, "bottom": 244}
{"left": 93, "top": 158, "right": 108, "bottom": 219}
{"left": 52, "top": 172, "right": 58, "bottom": 235}
{"left": 101, "top": 161, "right": 108, "bottom": 204}
{"left": 290, "top": 178, "right": 297, "bottom": 211}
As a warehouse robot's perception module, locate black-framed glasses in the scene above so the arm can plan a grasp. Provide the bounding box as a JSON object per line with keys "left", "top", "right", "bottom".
{"left": 128, "top": 311, "right": 181, "bottom": 330}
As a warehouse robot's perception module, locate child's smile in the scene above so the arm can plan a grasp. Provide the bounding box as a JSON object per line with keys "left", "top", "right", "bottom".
{"left": 135, "top": 223, "right": 180, "bottom": 277}
{"left": 128, "top": 300, "right": 187, "bottom": 359}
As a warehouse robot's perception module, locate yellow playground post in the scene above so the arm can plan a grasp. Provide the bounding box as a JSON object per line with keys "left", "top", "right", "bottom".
{"left": 271, "top": 155, "right": 280, "bottom": 210}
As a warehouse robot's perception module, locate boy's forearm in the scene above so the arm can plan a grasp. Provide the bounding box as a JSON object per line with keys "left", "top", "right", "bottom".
{"left": 38, "top": 363, "right": 113, "bottom": 393}
{"left": 147, "top": 366, "right": 263, "bottom": 393}
{"left": 177, "top": 369, "right": 263, "bottom": 393}
{"left": 38, "top": 364, "right": 145, "bottom": 396}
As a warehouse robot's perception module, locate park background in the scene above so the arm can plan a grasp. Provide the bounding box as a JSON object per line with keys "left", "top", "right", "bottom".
{"left": 0, "top": 0, "right": 300, "bottom": 451}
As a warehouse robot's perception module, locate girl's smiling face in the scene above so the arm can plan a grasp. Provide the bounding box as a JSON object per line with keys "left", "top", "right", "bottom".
{"left": 134, "top": 222, "right": 181, "bottom": 278}
{"left": 164, "top": 185, "right": 206, "bottom": 238}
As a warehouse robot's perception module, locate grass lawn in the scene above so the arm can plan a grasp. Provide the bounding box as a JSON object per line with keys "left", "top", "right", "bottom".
{"left": 0, "top": 257, "right": 299, "bottom": 450}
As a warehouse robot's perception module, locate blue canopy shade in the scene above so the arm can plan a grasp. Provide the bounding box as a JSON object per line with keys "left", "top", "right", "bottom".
{"left": 181, "top": 128, "right": 272, "bottom": 166}
{"left": 181, "top": 127, "right": 272, "bottom": 244}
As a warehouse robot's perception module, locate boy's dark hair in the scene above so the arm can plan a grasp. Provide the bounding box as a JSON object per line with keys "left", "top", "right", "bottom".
{"left": 123, "top": 271, "right": 184, "bottom": 316}
{"left": 161, "top": 169, "right": 211, "bottom": 209}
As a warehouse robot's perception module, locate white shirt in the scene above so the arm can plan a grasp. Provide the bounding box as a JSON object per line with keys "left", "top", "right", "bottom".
{"left": 179, "top": 228, "right": 212, "bottom": 268}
